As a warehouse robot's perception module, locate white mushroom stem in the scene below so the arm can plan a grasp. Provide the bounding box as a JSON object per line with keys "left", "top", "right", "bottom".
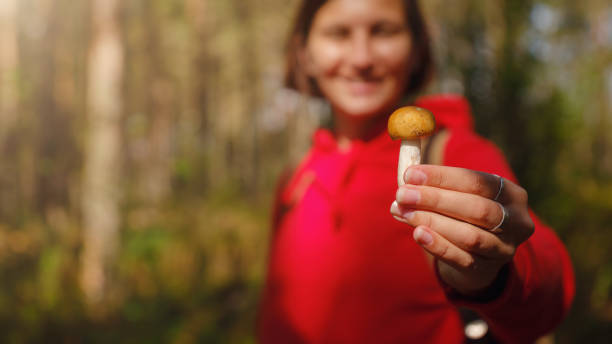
{"left": 397, "top": 139, "right": 421, "bottom": 186}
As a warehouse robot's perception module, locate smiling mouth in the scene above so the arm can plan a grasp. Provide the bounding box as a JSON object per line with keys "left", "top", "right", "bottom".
{"left": 346, "top": 79, "right": 383, "bottom": 96}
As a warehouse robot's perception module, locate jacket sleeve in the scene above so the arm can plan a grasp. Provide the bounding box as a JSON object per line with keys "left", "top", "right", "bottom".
{"left": 441, "top": 129, "right": 575, "bottom": 343}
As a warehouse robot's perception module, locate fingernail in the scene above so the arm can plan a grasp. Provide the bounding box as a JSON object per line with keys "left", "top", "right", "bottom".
{"left": 396, "top": 187, "right": 420, "bottom": 204}
{"left": 393, "top": 215, "right": 410, "bottom": 224}
{"left": 404, "top": 168, "right": 427, "bottom": 185}
{"left": 390, "top": 201, "right": 400, "bottom": 216}
{"left": 390, "top": 201, "right": 415, "bottom": 221}
{"left": 414, "top": 226, "right": 433, "bottom": 246}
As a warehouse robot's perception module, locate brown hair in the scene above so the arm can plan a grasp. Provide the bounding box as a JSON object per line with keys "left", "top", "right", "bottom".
{"left": 284, "top": 0, "right": 434, "bottom": 98}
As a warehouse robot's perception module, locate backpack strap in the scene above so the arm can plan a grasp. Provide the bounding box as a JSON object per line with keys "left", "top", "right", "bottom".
{"left": 422, "top": 129, "right": 449, "bottom": 165}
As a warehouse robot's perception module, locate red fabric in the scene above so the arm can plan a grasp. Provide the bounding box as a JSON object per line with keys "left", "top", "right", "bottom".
{"left": 258, "top": 95, "right": 574, "bottom": 344}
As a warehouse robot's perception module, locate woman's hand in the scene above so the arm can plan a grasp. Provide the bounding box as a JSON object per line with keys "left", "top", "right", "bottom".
{"left": 390, "top": 165, "right": 535, "bottom": 297}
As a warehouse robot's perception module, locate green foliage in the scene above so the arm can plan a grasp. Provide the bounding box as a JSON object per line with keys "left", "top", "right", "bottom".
{"left": 0, "top": 191, "right": 270, "bottom": 343}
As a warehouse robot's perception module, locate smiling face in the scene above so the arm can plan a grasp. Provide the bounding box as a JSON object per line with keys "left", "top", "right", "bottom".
{"left": 303, "top": 0, "right": 413, "bottom": 122}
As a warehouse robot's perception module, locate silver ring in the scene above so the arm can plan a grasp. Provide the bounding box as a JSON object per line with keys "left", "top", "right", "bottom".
{"left": 490, "top": 202, "right": 508, "bottom": 233}
{"left": 493, "top": 174, "right": 504, "bottom": 202}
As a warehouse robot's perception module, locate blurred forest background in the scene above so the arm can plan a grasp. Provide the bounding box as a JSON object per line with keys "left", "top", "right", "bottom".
{"left": 0, "top": 0, "right": 611, "bottom": 342}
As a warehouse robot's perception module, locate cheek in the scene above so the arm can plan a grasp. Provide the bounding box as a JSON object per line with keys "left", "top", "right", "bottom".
{"left": 377, "top": 39, "right": 412, "bottom": 74}
{"left": 307, "top": 41, "right": 344, "bottom": 77}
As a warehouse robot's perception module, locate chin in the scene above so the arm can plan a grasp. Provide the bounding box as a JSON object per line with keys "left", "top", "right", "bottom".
{"left": 335, "top": 97, "right": 395, "bottom": 120}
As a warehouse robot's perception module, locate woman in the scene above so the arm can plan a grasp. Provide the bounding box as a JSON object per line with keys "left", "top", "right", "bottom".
{"left": 258, "top": 0, "right": 574, "bottom": 343}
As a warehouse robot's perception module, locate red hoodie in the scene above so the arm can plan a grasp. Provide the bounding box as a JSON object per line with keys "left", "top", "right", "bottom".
{"left": 258, "top": 95, "right": 574, "bottom": 344}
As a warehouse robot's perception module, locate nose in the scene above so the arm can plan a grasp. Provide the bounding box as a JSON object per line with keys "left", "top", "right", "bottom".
{"left": 348, "top": 31, "right": 374, "bottom": 70}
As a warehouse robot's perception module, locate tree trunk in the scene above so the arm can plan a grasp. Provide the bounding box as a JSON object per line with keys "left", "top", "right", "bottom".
{"left": 0, "top": 0, "right": 18, "bottom": 145}
{"left": 80, "top": 0, "right": 123, "bottom": 309}
{"left": 138, "top": 1, "right": 174, "bottom": 206}
{"left": 232, "top": 0, "right": 260, "bottom": 194}
{"left": 185, "top": 0, "right": 212, "bottom": 191}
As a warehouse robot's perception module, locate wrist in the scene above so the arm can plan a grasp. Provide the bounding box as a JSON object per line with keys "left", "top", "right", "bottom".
{"left": 436, "top": 261, "right": 510, "bottom": 303}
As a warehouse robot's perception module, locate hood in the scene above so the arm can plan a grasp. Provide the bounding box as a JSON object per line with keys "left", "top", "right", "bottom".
{"left": 415, "top": 94, "right": 474, "bottom": 131}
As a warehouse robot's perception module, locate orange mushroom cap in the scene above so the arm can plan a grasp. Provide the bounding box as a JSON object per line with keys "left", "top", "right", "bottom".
{"left": 387, "top": 106, "right": 436, "bottom": 140}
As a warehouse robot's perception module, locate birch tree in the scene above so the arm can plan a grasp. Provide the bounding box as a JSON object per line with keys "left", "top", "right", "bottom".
{"left": 80, "top": 0, "right": 124, "bottom": 308}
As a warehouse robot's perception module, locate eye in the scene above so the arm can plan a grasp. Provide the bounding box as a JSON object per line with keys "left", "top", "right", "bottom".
{"left": 371, "top": 22, "right": 404, "bottom": 37}
{"left": 323, "top": 26, "right": 350, "bottom": 40}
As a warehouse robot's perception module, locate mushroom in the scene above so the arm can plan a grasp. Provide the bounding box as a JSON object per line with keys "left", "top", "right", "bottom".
{"left": 387, "top": 106, "right": 436, "bottom": 186}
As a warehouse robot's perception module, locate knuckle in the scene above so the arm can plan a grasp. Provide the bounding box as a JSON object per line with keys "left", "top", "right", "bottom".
{"left": 523, "top": 216, "right": 535, "bottom": 237}
{"left": 511, "top": 210, "right": 535, "bottom": 241}
{"left": 437, "top": 244, "right": 450, "bottom": 261}
{"left": 504, "top": 245, "right": 517, "bottom": 258}
{"left": 516, "top": 187, "right": 528, "bottom": 204}
{"left": 426, "top": 189, "right": 442, "bottom": 209}
{"left": 459, "top": 256, "right": 477, "bottom": 271}
{"left": 473, "top": 202, "right": 493, "bottom": 223}
{"left": 423, "top": 212, "right": 434, "bottom": 229}
{"left": 429, "top": 167, "right": 444, "bottom": 187}
{"left": 464, "top": 232, "right": 483, "bottom": 251}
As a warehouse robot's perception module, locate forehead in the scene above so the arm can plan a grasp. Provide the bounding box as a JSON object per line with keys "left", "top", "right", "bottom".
{"left": 313, "top": 0, "right": 407, "bottom": 26}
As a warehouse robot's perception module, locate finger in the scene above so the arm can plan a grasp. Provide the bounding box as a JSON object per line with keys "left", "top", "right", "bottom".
{"left": 390, "top": 202, "right": 515, "bottom": 259}
{"left": 396, "top": 185, "right": 505, "bottom": 231}
{"left": 403, "top": 165, "right": 527, "bottom": 204}
{"left": 413, "top": 225, "right": 481, "bottom": 271}
{"left": 496, "top": 204, "right": 535, "bottom": 245}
